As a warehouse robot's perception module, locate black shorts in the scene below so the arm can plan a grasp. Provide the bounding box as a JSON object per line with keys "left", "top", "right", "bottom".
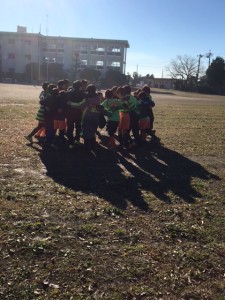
{"left": 106, "top": 121, "right": 119, "bottom": 136}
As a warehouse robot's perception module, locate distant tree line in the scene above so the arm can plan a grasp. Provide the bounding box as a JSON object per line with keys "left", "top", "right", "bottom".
{"left": 8, "top": 63, "right": 128, "bottom": 88}
{"left": 4, "top": 54, "right": 225, "bottom": 95}
{"left": 166, "top": 55, "right": 225, "bottom": 95}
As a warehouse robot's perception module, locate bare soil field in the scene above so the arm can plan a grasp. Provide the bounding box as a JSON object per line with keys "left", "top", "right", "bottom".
{"left": 0, "top": 83, "right": 225, "bottom": 299}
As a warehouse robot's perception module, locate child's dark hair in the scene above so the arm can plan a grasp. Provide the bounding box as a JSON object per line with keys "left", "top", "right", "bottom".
{"left": 73, "top": 80, "right": 82, "bottom": 89}
{"left": 116, "top": 86, "right": 126, "bottom": 97}
{"left": 48, "top": 84, "right": 57, "bottom": 91}
{"left": 86, "top": 84, "right": 96, "bottom": 96}
{"left": 138, "top": 91, "right": 147, "bottom": 100}
{"left": 105, "top": 89, "right": 113, "bottom": 99}
{"left": 81, "top": 79, "right": 88, "bottom": 85}
{"left": 123, "top": 85, "right": 132, "bottom": 95}
{"left": 51, "top": 87, "right": 59, "bottom": 97}
{"left": 133, "top": 88, "right": 141, "bottom": 96}
{"left": 112, "top": 86, "right": 118, "bottom": 92}
{"left": 142, "top": 85, "right": 151, "bottom": 94}
{"left": 42, "top": 81, "right": 49, "bottom": 90}
{"left": 57, "top": 80, "right": 65, "bottom": 88}
{"left": 63, "top": 78, "right": 70, "bottom": 85}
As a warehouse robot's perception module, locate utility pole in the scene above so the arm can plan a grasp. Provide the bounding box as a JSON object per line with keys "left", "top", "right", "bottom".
{"left": 38, "top": 33, "right": 41, "bottom": 83}
{"left": 31, "top": 55, "right": 33, "bottom": 84}
{"left": 74, "top": 52, "right": 79, "bottom": 80}
{"left": 196, "top": 54, "right": 203, "bottom": 83}
{"left": 206, "top": 50, "right": 213, "bottom": 66}
{"left": 46, "top": 15, "right": 49, "bottom": 81}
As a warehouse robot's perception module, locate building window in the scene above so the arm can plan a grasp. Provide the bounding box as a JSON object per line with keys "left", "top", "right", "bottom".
{"left": 57, "top": 57, "right": 64, "bottom": 64}
{"left": 96, "top": 61, "right": 103, "bottom": 66}
{"left": 25, "top": 39, "right": 31, "bottom": 45}
{"left": 96, "top": 46, "right": 105, "bottom": 55}
{"left": 58, "top": 43, "right": 64, "bottom": 49}
{"left": 49, "top": 44, "right": 57, "bottom": 52}
{"left": 111, "top": 62, "right": 120, "bottom": 67}
{"left": 8, "top": 68, "right": 15, "bottom": 73}
{"left": 8, "top": 38, "right": 15, "bottom": 44}
{"left": 74, "top": 44, "right": 81, "bottom": 50}
{"left": 112, "top": 47, "right": 120, "bottom": 52}
{"left": 25, "top": 54, "right": 31, "bottom": 60}
{"left": 80, "top": 45, "right": 88, "bottom": 54}
{"left": 107, "top": 46, "right": 121, "bottom": 56}
{"left": 97, "top": 46, "right": 105, "bottom": 52}
{"left": 107, "top": 61, "right": 120, "bottom": 70}
{"left": 96, "top": 61, "right": 104, "bottom": 69}
{"left": 8, "top": 53, "right": 15, "bottom": 59}
{"left": 81, "top": 60, "right": 88, "bottom": 66}
{"left": 81, "top": 45, "right": 88, "bottom": 51}
{"left": 91, "top": 45, "right": 98, "bottom": 54}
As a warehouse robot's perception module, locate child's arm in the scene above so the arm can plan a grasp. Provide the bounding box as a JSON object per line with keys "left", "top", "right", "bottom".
{"left": 150, "top": 99, "right": 155, "bottom": 107}
{"left": 96, "top": 105, "right": 112, "bottom": 117}
{"left": 68, "top": 98, "right": 87, "bottom": 109}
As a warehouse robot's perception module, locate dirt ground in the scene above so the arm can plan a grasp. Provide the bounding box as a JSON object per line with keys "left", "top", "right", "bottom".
{"left": 0, "top": 83, "right": 225, "bottom": 299}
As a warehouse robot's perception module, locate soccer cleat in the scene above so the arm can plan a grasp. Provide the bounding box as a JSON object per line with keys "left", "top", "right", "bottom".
{"left": 24, "top": 135, "right": 32, "bottom": 143}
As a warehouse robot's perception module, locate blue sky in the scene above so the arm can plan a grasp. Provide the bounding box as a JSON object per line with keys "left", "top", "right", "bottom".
{"left": 1, "top": 0, "right": 225, "bottom": 77}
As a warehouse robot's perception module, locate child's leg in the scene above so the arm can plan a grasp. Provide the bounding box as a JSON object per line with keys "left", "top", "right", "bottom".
{"left": 117, "top": 128, "right": 123, "bottom": 146}
{"left": 107, "top": 121, "right": 118, "bottom": 148}
{"left": 141, "top": 130, "right": 147, "bottom": 141}
{"left": 66, "top": 118, "right": 75, "bottom": 144}
{"left": 35, "top": 126, "right": 45, "bottom": 138}
{"left": 40, "top": 128, "right": 46, "bottom": 138}
{"left": 56, "top": 120, "right": 66, "bottom": 144}
{"left": 45, "top": 119, "right": 55, "bottom": 144}
{"left": 74, "top": 110, "right": 82, "bottom": 142}
{"left": 130, "top": 111, "right": 141, "bottom": 145}
{"left": 84, "top": 138, "right": 92, "bottom": 150}
{"left": 90, "top": 138, "right": 97, "bottom": 150}
{"left": 59, "top": 130, "right": 65, "bottom": 141}
{"left": 75, "top": 121, "right": 82, "bottom": 142}
{"left": 149, "top": 113, "right": 154, "bottom": 130}
{"left": 27, "top": 123, "right": 44, "bottom": 138}
{"left": 123, "top": 129, "right": 130, "bottom": 148}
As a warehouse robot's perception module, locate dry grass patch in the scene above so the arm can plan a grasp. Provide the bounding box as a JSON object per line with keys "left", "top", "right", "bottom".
{"left": 0, "top": 83, "right": 225, "bottom": 299}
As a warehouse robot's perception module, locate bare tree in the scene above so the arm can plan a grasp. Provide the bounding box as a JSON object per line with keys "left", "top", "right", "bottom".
{"left": 166, "top": 55, "right": 198, "bottom": 82}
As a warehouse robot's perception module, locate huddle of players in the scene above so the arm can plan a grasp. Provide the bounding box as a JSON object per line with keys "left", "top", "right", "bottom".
{"left": 25, "top": 79, "right": 157, "bottom": 150}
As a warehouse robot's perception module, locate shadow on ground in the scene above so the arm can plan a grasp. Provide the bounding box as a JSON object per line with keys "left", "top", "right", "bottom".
{"left": 32, "top": 139, "right": 220, "bottom": 211}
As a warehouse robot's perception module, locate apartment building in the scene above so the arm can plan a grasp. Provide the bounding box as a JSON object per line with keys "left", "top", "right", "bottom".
{"left": 0, "top": 26, "right": 129, "bottom": 82}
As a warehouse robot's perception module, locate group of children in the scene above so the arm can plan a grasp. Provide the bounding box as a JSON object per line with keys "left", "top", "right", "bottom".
{"left": 25, "top": 79, "right": 158, "bottom": 151}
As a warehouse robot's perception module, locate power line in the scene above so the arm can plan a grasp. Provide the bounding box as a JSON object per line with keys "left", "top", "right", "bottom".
{"left": 126, "top": 64, "right": 164, "bottom": 69}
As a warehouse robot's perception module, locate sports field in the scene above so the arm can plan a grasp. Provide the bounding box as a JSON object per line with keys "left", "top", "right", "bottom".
{"left": 0, "top": 83, "right": 224, "bottom": 299}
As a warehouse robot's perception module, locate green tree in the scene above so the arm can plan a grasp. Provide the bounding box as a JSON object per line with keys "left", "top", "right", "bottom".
{"left": 41, "top": 63, "right": 65, "bottom": 82}
{"left": 24, "top": 63, "right": 39, "bottom": 82}
{"left": 206, "top": 56, "right": 225, "bottom": 91}
{"left": 133, "top": 71, "right": 139, "bottom": 79}
{"left": 79, "top": 68, "right": 101, "bottom": 82}
{"left": 145, "top": 74, "right": 154, "bottom": 79}
{"left": 103, "top": 70, "right": 127, "bottom": 87}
